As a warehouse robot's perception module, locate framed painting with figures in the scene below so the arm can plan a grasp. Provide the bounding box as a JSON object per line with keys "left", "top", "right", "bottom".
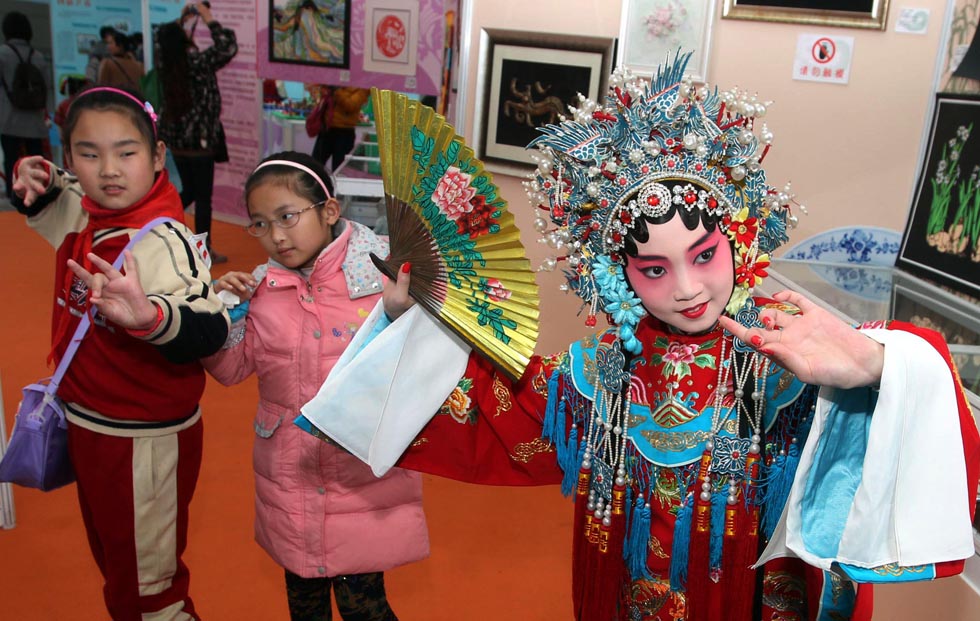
{"left": 269, "top": 0, "right": 351, "bottom": 68}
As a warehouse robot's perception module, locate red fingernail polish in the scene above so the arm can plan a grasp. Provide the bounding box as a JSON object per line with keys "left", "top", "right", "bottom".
{"left": 401, "top": 262, "right": 412, "bottom": 274}
{"left": 761, "top": 348, "right": 774, "bottom": 356}
{"left": 750, "top": 335, "right": 763, "bottom": 347}
{"left": 762, "top": 317, "right": 771, "bottom": 327}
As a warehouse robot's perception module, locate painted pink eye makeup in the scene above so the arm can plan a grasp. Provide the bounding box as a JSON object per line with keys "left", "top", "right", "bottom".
{"left": 689, "top": 229, "right": 728, "bottom": 262}
{"left": 692, "top": 243, "right": 718, "bottom": 263}
{"left": 631, "top": 258, "right": 668, "bottom": 279}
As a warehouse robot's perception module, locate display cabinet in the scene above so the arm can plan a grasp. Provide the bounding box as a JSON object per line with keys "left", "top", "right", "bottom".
{"left": 764, "top": 260, "right": 980, "bottom": 405}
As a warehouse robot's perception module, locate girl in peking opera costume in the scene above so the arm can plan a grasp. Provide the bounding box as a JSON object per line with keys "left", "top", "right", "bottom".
{"left": 299, "top": 53, "right": 980, "bottom": 621}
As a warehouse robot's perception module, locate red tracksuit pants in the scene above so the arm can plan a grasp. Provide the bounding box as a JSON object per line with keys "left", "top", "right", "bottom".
{"left": 68, "top": 418, "right": 203, "bottom": 621}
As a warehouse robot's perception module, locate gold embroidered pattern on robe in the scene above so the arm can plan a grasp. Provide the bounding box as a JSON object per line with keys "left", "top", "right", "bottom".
{"left": 640, "top": 419, "right": 737, "bottom": 452}
{"left": 628, "top": 576, "right": 679, "bottom": 618}
{"left": 872, "top": 563, "right": 928, "bottom": 577}
{"left": 492, "top": 376, "right": 512, "bottom": 418}
{"left": 510, "top": 437, "right": 554, "bottom": 464}
{"left": 762, "top": 569, "right": 807, "bottom": 616}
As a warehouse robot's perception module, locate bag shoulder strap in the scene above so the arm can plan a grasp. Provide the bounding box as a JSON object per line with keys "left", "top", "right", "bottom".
{"left": 1, "top": 44, "right": 23, "bottom": 94}
{"left": 109, "top": 56, "right": 138, "bottom": 88}
{"left": 7, "top": 43, "right": 25, "bottom": 64}
{"left": 48, "top": 216, "right": 179, "bottom": 392}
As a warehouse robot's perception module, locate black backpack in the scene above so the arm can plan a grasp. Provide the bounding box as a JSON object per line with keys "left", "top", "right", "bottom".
{"left": 2, "top": 44, "right": 47, "bottom": 110}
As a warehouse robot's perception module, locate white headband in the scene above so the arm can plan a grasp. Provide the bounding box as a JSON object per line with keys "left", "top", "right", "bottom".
{"left": 252, "top": 159, "right": 332, "bottom": 199}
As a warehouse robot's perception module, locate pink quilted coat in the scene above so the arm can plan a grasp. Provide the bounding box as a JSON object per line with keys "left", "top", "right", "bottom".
{"left": 204, "top": 220, "right": 429, "bottom": 578}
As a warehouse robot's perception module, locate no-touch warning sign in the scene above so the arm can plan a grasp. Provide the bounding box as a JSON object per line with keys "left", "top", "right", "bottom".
{"left": 812, "top": 38, "right": 836, "bottom": 64}
{"left": 794, "top": 34, "right": 854, "bottom": 85}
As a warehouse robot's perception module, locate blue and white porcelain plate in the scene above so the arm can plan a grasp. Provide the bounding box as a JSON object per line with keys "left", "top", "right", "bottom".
{"left": 781, "top": 226, "right": 902, "bottom": 266}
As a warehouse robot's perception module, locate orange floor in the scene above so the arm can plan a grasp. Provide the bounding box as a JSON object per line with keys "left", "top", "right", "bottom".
{"left": 0, "top": 214, "right": 573, "bottom": 620}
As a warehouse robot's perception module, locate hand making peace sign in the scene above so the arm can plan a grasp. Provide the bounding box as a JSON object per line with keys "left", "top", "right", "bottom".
{"left": 67, "top": 251, "right": 160, "bottom": 331}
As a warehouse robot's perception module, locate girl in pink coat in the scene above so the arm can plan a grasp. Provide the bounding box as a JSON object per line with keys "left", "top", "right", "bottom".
{"left": 204, "top": 151, "right": 428, "bottom": 621}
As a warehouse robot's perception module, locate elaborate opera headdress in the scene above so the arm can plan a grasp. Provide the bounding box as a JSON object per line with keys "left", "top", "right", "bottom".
{"left": 524, "top": 52, "right": 804, "bottom": 354}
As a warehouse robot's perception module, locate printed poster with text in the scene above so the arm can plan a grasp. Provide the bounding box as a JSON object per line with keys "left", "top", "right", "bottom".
{"left": 209, "top": 0, "right": 261, "bottom": 224}
{"left": 50, "top": 0, "right": 141, "bottom": 100}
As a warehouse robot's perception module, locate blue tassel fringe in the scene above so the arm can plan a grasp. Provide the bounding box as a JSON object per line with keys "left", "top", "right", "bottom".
{"left": 669, "top": 496, "right": 693, "bottom": 591}
{"left": 761, "top": 443, "right": 800, "bottom": 540}
{"left": 709, "top": 490, "right": 726, "bottom": 571}
{"left": 625, "top": 493, "right": 653, "bottom": 580}
{"left": 560, "top": 427, "right": 581, "bottom": 497}
{"left": 542, "top": 372, "right": 562, "bottom": 445}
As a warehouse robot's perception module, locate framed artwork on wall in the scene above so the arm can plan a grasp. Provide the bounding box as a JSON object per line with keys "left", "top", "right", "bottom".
{"left": 475, "top": 29, "right": 616, "bottom": 175}
{"left": 618, "top": 0, "right": 714, "bottom": 82}
{"left": 898, "top": 93, "right": 980, "bottom": 300}
{"left": 362, "top": 0, "right": 420, "bottom": 76}
{"left": 269, "top": 0, "right": 351, "bottom": 68}
{"left": 721, "top": 0, "right": 890, "bottom": 31}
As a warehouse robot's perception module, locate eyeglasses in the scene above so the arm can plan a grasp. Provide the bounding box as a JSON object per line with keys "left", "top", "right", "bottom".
{"left": 245, "top": 202, "right": 323, "bottom": 237}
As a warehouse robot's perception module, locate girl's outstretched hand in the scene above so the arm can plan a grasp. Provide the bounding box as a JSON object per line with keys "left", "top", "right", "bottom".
{"left": 12, "top": 156, "right": 49, "bottom": 206}
{"left": 213, "top": 270, "right": 258, "bottom": 301}
{"left": 382, "top": 262, "right": 414, "bottom": 321}
{"left": 717, "top": 289, "right": 884, "bottom": 389}
{"left": 67, "top": 251, "right": 159, "bottom": 331}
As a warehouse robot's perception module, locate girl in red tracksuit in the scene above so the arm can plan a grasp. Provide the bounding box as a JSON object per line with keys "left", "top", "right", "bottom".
{"left": 12, "top": 86, "right": 229, "bottom": 621}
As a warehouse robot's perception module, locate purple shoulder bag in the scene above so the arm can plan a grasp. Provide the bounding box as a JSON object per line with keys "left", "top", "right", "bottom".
{"left": 0, "top": 217, "right": 176, "bottom": 491}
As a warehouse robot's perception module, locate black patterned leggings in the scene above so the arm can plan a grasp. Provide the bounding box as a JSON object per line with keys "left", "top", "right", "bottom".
{"left": 284, "top": 570, "right": 398, "bottom": 621}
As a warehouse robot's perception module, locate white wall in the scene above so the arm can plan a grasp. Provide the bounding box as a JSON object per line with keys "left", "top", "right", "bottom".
{"left": 709, "top": 1, "right": 948, "bottom": 252}
{"left": 456, "top": 0, "right": 951, "bottom": 355}
{"left": 457, "top": 0, "right": 623, "bottom": 354}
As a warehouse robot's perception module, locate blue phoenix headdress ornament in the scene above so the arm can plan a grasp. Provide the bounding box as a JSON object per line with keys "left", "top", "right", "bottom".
{"left": 523, "top": 51, "right": 805, "bottom": 354}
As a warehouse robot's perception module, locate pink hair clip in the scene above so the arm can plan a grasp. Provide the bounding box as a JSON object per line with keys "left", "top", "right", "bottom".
{"left": 143, "top": 101, "right": 158, "bottom": 125}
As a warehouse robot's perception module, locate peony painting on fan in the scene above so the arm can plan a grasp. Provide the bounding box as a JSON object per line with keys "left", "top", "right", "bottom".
{"left": 369, "top": 88, "right": 540, "bottom": 381}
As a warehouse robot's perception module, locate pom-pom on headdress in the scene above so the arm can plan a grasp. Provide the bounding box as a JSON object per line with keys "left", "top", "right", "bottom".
{"left": 524, "top": 51, "right": 804, "bottom": 354}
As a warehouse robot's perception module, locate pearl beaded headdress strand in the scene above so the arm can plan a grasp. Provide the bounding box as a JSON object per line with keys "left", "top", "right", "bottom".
{"left": 523, "top": 51, "right": 807, "bottom": 349}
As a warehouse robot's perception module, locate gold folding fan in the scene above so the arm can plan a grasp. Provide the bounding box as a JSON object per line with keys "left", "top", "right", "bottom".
{"left": 370, "top": 88, "right": 539, "bottom": 381}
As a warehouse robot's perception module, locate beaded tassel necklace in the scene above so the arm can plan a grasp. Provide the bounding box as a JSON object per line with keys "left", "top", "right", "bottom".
{"left": 581, "top": 330, "right": 772, "bottom": 514}
{"left": 703, "top": 336, "right": 771, "bottom": 503}
{"left": 582, "top": 353, "right": 633, "bottom": 527}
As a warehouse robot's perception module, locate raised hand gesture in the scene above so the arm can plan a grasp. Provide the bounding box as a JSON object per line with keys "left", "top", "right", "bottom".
{"left": 718, "top": 290, "right": 884, "bottom": 389}
{"left": 67, "top": 251, "right": 159, "bottom": 331}
{"left": 12, "top": 156, "right": 50, "bottom": 207}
